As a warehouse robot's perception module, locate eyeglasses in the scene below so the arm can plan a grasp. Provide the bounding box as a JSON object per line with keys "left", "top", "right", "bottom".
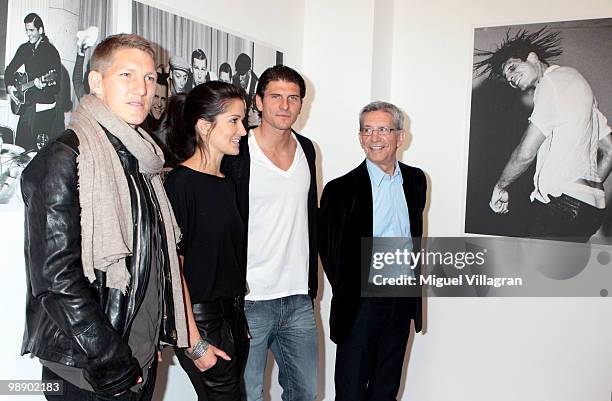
{"left": 359, "top": 127, "right": 400, "bottom": 136}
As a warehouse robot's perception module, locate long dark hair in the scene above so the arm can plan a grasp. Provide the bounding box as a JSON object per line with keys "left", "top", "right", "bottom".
{"left": 473, "top": 27, "right": 562, "bottom": 79}
{"left": 165, "top": 81, "right": 245, "bottom": 163}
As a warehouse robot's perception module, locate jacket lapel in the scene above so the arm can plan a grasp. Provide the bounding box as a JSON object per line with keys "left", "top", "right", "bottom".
{"left": 354, "top": 160, "right": 373, "bottom": 238}
{"left": 400, "top": 163, "right": 421, "bottom": 238}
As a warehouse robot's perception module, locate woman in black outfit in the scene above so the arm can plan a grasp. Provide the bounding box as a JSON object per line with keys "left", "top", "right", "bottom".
{"left": 164, "top": 81, "right": 248, "bottom": 401}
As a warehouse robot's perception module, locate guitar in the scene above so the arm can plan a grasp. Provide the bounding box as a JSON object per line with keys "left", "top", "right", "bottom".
{"left": 9, "top": 69, "right": 57, "bottom": 115}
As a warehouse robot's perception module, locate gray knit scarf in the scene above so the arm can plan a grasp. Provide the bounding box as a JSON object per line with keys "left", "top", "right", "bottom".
{"left": 69, "top": 94, "right": 187, "bottom": 347}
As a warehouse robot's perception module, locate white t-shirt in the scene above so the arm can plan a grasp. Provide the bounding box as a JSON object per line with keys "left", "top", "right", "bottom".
{"left": 245, "top": 131, "right": 310, "bottom": 300}
{"left": 529, "top": 65, "right": 611, "bottom": 208}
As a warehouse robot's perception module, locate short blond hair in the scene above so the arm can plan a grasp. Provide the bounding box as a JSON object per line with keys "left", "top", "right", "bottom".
{"left": 91, "top": 33, "right": 155, "bottom": 74}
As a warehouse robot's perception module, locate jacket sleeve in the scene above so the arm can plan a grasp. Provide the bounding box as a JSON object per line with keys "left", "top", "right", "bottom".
{"left": 318, "top": 181, "right": 345, "bottom": 290}
{"left": 5, "top": 45, "right": 26, "bottom": 88}
{"left": 418, "top": 168, "right": 428, "bottom": 211}
{"left": 22, "top": 140, "right": 141, "bottom": 396}
{"left": 72, "top": 54, "right": 87, "bottom": 100}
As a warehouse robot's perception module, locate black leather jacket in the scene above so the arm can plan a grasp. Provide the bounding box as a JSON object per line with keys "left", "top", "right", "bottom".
{"left": 21, "top": 130, "right": 178, "bottom": 396}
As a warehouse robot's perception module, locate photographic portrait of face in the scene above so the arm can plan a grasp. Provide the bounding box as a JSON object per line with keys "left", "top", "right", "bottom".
{"left": 25, "top": 22, "right": 43, "bottom": 44}
{"left": 220, "top": 71, "right": 231, "bottom": 83}
{"left": 502, "top": 53, "right": 541, "bottom": 91}
{"left": 171, "top": 68, "right": 189, "bottom": 93}
{"left": 191, "top": 57, "right": 208, "bottom": 86}
{"left": 151, "top": 81, "right": 168, "bottom": 120}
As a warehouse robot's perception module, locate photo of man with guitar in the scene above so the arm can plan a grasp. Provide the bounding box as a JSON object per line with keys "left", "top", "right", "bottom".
{"left": 5, "top": 12, "right": 60, "bottom": 151}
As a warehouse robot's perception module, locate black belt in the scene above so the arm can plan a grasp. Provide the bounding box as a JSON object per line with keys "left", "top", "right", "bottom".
{"left": 192, "top": 296, "right": 243, "bottom": 317}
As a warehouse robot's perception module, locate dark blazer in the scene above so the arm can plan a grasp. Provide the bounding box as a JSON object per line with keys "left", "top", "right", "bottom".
{"left": 221, "top": 130, "right": 319, "bottom": 299}
{"left": 318, "top": 160, "right": 427, "bottom": 344}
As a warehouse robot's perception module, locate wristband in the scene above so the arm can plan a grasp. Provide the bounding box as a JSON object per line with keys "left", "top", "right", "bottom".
{"left": 184, "top": 338, "right": 209, "bottom": 360}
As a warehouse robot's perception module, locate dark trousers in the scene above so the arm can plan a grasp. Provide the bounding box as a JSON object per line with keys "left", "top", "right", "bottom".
{"left": 16, "top": 105, "right": 56, "bottom": 151}
{"left": 531, "top": 194, "right": 605, "bottom": 242}
{"left": 175, "top": 297, "right": 249, "bottom": 401}
{"left": 335, "top": 299, "right": 413, "bottom": 401}
{"left": 42, "top": 360, "right": 157, "bottom": 401}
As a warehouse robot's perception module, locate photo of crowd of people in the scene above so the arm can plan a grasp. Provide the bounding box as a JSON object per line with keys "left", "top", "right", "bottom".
{"left": 464, "top": 18, "right": 612, "bottom": 241}
{"left": 0, "top": 0, "right": 282, "bottom": 205}
{"left": 132, "top": 1, "right": 283, "bottom": 165}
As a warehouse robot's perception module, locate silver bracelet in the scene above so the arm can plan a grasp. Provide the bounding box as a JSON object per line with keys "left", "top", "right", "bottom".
{"left": 184, "top": 338, "right": 209, "bottom": 360}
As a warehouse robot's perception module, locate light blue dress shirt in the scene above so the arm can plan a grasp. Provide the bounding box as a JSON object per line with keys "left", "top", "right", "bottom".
{"left": 366, "top": 160, "right": 413, "bottom": 282}
{"left": 366, "top": 159, "right": 411, "bottom": 238}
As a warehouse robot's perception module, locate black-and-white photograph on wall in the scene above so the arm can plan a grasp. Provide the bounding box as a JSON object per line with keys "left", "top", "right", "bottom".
{"left": 465, "top": 18, "right": 612, "bottom": 241}
{"left": 0, "top": 0, "right": 111, "bottom": 206}
{"left": 132, "top": 0, "right": 284, "bottom": 153}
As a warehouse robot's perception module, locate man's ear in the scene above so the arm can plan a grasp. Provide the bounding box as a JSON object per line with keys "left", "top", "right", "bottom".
{"left": 88, "top": 70, "right": 103, "bottom": 98}
{"left": 526, "top": 52, "right": 539, "bottom": 63}
{"left": 255, "top": 95, "right": 263, "bottom": 113}
{"left": 396, "top": 130, "right": 406, "bottom": 148}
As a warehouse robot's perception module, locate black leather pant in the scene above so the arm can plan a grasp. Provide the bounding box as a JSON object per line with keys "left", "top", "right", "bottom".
{"left": 175, "top": 297, "right": 249, "bottom": 401}
{"left": 531, "top": 194, "right": 605, "bottom": 242}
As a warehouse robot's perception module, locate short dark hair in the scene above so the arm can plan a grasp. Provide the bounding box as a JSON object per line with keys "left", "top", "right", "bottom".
{"left": 24, "top": 13, "right": 44, "bottom": 31}
{"left": 473, "top": 27, "right": 562, "bottom": 79}
{"left": 219, "top": 62, "right": 232, "bottom": 77}
{"left": 165, "top": 81, "right": 245, "bottom": 163}
{"left": 191, "top": 49, "right": 207, "bottom": 65}
{"left": 91, "top": 34, "right": 156, "bottom": 74}
{"left": 234, "top": 53, "right": 252, "bottom": 75}
{"left": 256, "top": 65, "right": 306, "bottom": 100}
{"left": 156, "top": 72, "right": 169, "bottom": 89}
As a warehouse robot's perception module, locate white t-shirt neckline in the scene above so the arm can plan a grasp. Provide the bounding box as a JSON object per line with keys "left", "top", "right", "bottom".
{"left": 248, "top": 130, "right": 304, "bottom": 177}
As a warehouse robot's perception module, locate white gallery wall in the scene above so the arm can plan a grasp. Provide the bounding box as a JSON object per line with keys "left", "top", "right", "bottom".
{"left": 302, "top": 0, "right": 612, "bottom": 400}
{"left": 387, "top": 0, "right": 612, "bottom": 400}
{"left": 1, "top": 0, "right": 611, "bottom": 400}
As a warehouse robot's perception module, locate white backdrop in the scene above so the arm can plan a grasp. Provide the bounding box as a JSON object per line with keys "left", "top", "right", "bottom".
{"left": 2, "top": 0, "right": 612, "bottom": 400}
{"left": 301, "top": 0, "right": 612, "bottom": 399}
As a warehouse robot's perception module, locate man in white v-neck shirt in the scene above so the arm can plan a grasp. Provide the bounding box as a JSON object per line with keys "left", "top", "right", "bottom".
{"left": 222, "top": 65, "right": 318, "bottom": 401}
{"left": 247, "top": 129, "right": 310, "bottom": 299}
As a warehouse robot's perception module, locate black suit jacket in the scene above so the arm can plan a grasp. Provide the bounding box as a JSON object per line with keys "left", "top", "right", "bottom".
{"left": 221, "top": 130, "right": 319, "bottom": 299}
{"left": 231, "top": 71, "right": 258, "bottom": 110}
{"left": 318, "top": 160, "right": 427, "bottom": 344}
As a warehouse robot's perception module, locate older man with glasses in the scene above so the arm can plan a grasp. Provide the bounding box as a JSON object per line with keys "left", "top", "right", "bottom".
{"left": 319, "top": 101, "right": 427, "bottom": 400}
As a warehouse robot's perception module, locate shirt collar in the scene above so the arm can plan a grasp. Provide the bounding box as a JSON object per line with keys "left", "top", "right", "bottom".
{"left": 544, "top": 65, "right": 559, "bottom": 75}
{"left": 366, "top": 159, "right": 402, "bottom": 187}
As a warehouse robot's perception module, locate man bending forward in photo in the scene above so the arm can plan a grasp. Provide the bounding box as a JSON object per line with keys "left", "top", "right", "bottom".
{"left": 475, "top": 28, "right": 612, "bottom": 241}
